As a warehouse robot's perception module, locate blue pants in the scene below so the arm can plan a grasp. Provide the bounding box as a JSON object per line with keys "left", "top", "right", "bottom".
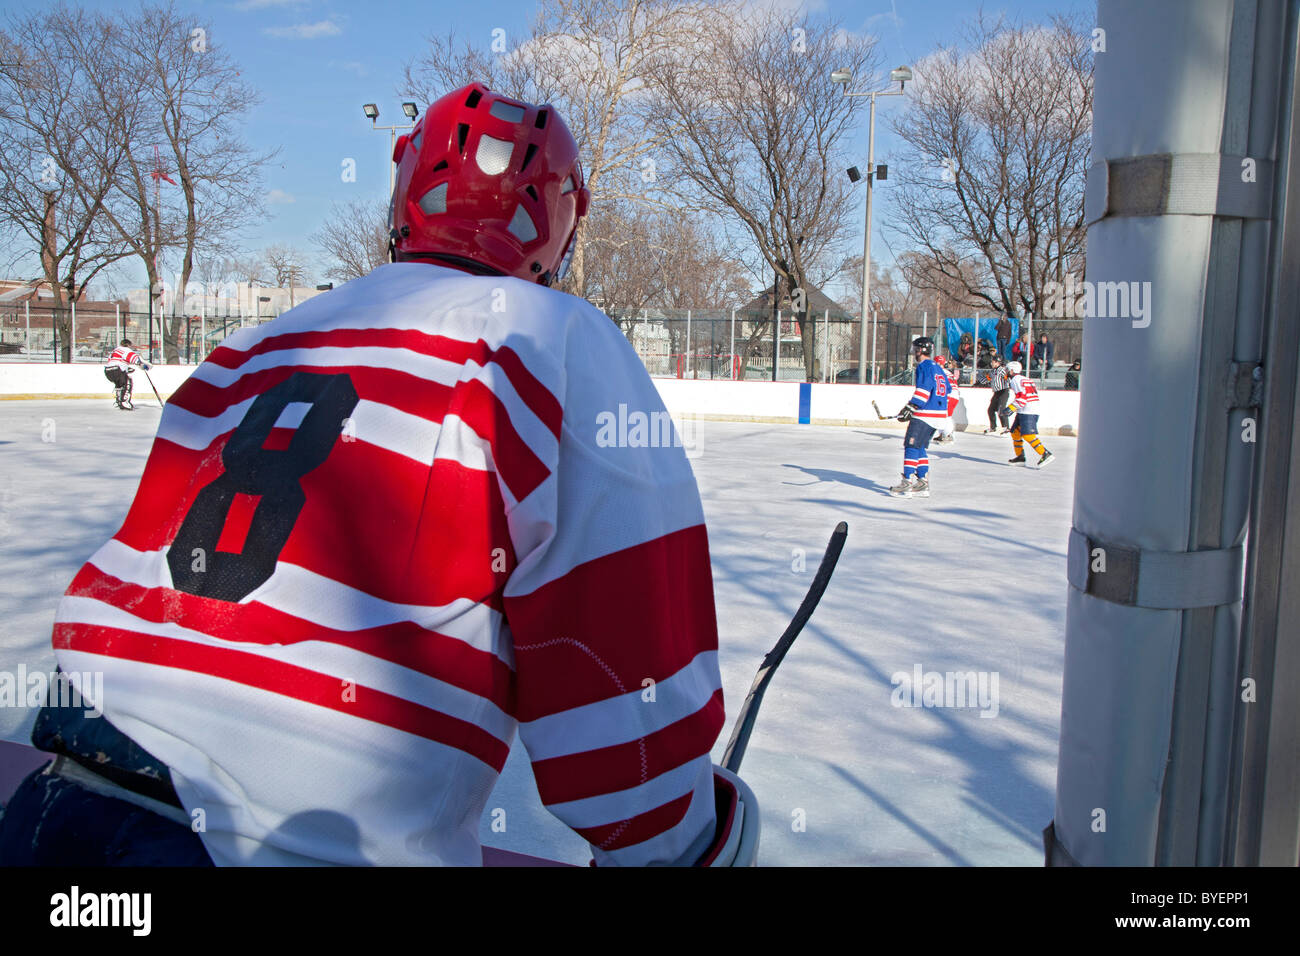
{"left": 0, "top": 764, "right": 213, "bottom": 866}
{"left": 903, "top": 418, "right": 935, "bottom": 478}
{"left": 0, "top": 686, "right": 209, "bottom": 866}
{"left": 1012, "top": 413, "right": 1039, "bottom": 434}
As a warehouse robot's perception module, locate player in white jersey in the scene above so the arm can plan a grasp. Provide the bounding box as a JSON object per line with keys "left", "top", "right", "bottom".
{"left": 0, "top": 83, "right": 756, "bottom": 868}
{"left": 1005, "top": 361, "right": 1054, "bottom": 467}
{"left": 104, "top": 339, "right": 151, "bottom": 410}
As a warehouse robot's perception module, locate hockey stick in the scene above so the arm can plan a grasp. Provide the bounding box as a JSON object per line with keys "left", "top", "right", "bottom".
{"left": 722, "top": 521, "right": 848, "bottom": 774}
{"left": 141, "top": 368, "right": 164, "bottom": 407}
{"left": 871, "top": 400, "right": 901, "bottom": 421}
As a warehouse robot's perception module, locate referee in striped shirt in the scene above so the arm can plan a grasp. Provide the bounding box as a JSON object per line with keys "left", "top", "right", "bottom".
{"left": 987, "top": 356, "right": 1013, "bottom": 433}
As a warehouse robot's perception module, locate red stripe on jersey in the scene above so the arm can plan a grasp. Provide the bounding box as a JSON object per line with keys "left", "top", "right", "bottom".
{"left": 116, "top": 436, "right": 230, "bottom": 553}
{"left": 489, "top": 346, "right": 562, "bottom": 439}
{"left": 168, "top": 365, "right": 549, "bottom": 505}
{"left": 261, "top": 427, "right": 295, "bottom": 451}
{"left": 405, "top": 457, "right": 517, "bottom": 606}
{"left": 506, "top": 524, "right": 718, "bottom": 722}
{"left": 54, "top": 622, "right": 511, "bottom": 770}
{"left": 113, "top": 432, "right": 513, "bottom": 609}
{"left": 530, "top": 689, "right": 724, "bottom": 805}
{"left": 171, "top": 365, "right": 451, "bottom": 425}
{"left": 65, "top": 564, "right": 516, "bottom": 712}
{"left": 288, "top": 442, "right": 512, "bottom": 607}
{"left": 574, "top": 791, "right": 695, "bottom": 852}
{"left": 214, "top": 493, "right": 260, "bottom": 553}
{"left": 205, "top": 329, "right": 561, "bottom": 438}
{"left": 448, "top": 378, "right": 549, "bottom": 502}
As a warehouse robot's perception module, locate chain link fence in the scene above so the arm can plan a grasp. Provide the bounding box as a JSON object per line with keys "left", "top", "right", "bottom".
{"left": 0, "top": 303, "right": 281, "bottom": 364}
{"left": 608, "top": 308, "right": 928, "bottom": 384}
{"left": 1, "top": 298, "right": 1084, "bottom": 390}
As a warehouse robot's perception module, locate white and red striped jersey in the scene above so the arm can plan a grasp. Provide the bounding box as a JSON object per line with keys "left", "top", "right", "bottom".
{"left": 1008, "top": 373, "right": 1041, "bottom": 412}
{"left": 53, "top": 262, "right": 724, "bottom": 866}
{"left": 107, "top": 345, "right": 144, "bottom": 371}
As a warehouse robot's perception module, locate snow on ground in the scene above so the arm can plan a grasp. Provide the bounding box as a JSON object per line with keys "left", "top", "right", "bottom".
{"left": 0, "top": 399, "right": 1074, "bottom": 865}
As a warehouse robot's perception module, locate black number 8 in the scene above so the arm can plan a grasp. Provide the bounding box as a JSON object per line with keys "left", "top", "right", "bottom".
{"left": 168, "top": 371, "right": 359, "bottom": 602}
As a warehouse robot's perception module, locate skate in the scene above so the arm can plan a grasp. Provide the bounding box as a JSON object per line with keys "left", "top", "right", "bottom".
{"left": 1009, "top": 454, "right": 1026, "bottom": 463}
{"left": 1036, "top": 451, "right": 1055, "bottom": 468}
{"left": 888, "top": 476, "right": 915, "bottom": 498}
{"left": 911, "top": 477, "right": 931, "bottom": 497}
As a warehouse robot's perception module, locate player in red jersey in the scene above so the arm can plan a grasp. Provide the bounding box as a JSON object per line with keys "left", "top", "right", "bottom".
{"left": 104, "top": 339, "right": 151, "bottom": 410}
{"left": 0, "top": 84, "right": 755, "bottom": 867}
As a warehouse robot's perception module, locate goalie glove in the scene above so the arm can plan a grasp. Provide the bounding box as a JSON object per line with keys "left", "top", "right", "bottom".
{"left": 694, "top": 765, "right": 760, "bottom": 866}
{"left": 896, "top": 404, "right": 915, "bottom": 422}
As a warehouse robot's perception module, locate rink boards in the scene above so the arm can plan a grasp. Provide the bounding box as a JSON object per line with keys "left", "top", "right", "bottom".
{"left": 0, "top": 364, "right": 1082, "bottom": 435}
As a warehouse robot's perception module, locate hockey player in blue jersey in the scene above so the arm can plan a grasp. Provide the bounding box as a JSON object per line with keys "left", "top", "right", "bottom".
{"left": 889, "top": 337, "right": 952, "bottom": 498}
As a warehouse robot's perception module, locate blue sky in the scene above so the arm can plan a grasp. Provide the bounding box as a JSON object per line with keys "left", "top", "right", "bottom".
{"left": 17, "top": 0, "right": 1092, "bottom": 293}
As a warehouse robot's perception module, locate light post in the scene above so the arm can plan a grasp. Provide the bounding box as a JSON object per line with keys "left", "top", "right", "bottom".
{"left": 363, "top": 102, "right": 419, "bottom": 199}
{"left": 833, "top": 64, "right": 912, "bottom": 384}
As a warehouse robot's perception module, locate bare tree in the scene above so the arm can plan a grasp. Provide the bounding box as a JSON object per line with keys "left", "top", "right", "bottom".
{"left": 584, "top": 200, "right": 751, "bottom": 366}
{"left": 262, "top": 245, "right": 312, "bottom": 307}
{"left": 886, "top": 13, "right": 1092, "bottom": 321}
{"left": 312, "top": 200, "right": 390, "bottom": 284}
{"left": 94, "top": 2, "right": 274, "bottom": 362}
{"left": 401, "top": 0, "right": 712, "bottom": 296}
{"left": 895, "top": 248, "right": 990, "bottom": 317}
{"left": 648, "top": 3, "right": 879, "bottom": 380}
{"left": 0, "top": 7, "right": 136, "bottom": 362}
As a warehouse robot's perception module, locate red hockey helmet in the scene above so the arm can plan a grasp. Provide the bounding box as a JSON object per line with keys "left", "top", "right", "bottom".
{"left": 389, "top": 83, "right": 590, "bottom": 285}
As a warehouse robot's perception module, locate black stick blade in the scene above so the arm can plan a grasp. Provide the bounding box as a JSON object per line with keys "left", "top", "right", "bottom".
{"left": 722, "top": 521, "right": 848, "bottom": 773}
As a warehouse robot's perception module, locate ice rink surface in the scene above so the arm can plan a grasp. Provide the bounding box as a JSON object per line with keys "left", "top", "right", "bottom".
{"left": 0, "top": 398, "right": 1074, "bottom": 866}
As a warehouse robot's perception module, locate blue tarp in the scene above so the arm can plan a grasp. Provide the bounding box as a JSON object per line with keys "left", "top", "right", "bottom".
{"left": 943, "top": 317, "right": 1019, "bottom": 360}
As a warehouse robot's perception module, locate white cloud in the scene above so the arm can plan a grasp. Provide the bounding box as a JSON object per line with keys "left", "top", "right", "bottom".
{"left": 262, "top": 19, "right": 342, "bottom": 39}
{"left": 266, "top": 189, "right": 296, "bottom": 204}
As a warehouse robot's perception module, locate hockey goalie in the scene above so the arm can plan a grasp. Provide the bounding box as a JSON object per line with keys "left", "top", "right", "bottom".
{"left": 0, "top": 84, "right": 757, "bottom": 867}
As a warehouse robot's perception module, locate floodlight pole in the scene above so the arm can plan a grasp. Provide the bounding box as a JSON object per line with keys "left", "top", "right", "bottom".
{"left": 835, "top": 69, "right": 910, "bottom": 384}
{"left": 364, "top": 103, "right": 418, "bottom": 200}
